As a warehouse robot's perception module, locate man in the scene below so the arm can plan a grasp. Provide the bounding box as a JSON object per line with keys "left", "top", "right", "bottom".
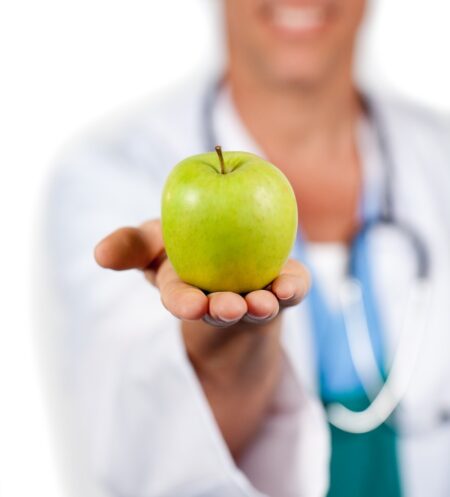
{"left": 46, "top": 1, "right": 450, "bottom": 496}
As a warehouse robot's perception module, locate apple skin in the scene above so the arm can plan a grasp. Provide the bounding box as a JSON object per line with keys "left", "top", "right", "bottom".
{"left": 161, "top": 150, "right": 298, "bottom": 293}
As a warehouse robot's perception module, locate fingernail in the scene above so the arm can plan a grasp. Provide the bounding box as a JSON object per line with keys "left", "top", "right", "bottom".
{"left": 278, "top": 292, "right": 295, "bottom": 301}
{"left": 217, "top": 315, "right": 239, "bottom": 323}
{"left": 203, "top": 314, "right": 239, "bottom": 327}
{"left": 246, "top": 311, "right": 273, "bottom": 321}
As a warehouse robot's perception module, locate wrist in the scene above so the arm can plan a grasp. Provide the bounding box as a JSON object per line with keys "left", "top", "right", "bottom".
{"left": 182, "top": 316, "right": 283, "bottom": 388}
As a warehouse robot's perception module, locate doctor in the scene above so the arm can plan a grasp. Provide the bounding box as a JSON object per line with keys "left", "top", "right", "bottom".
{"left": 46, "top": 0, "right": 450, "bottom": 496}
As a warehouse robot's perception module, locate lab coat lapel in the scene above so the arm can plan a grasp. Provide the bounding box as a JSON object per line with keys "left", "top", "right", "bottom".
{"left": 372, "top": 97, "right": 450, "bottom": 410}
{"left": 282, "top": 303, "right": 319, "bottom": 394}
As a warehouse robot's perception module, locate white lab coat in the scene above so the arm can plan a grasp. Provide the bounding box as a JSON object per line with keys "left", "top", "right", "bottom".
{"left": 43, "top": 75, "right": 450, "bottom": 497}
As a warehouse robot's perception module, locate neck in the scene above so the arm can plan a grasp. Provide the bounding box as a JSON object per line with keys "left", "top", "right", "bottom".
{"left": 226, "top": 59, "right": 364, "bottom": 243}
{"left": 227, "top": 62, "right": 362, "bottom": 164}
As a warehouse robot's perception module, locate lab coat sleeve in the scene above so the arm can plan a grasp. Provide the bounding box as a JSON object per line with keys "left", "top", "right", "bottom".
{"left": 43, "top": 136, "right": 329, "bottom": 497}
{"left": 237, "top": 350, "right": 330, "bottom": 497}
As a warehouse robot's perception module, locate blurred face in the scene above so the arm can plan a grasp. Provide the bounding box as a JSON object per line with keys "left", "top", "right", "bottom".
{"left": 225, "top": 0, "right": 367, "bottom": 89}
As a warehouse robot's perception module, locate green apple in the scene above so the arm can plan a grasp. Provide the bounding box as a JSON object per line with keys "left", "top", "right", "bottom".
{"left": 161, "top": 146, "right": 298, "bottom": 293}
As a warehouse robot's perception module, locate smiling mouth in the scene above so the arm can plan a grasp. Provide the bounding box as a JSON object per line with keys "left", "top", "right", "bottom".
{"left": 263, "top": 2, "right": 332, "bottom": 37}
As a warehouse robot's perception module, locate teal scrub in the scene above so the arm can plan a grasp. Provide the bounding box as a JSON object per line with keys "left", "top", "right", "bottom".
{"left": 326, "top": 395, "right": 402, "bottom": 497}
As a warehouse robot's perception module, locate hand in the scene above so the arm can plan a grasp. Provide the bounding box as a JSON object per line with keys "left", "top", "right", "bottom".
{"left": 94, "top": 218, "right": 311, "bottom": 456}
{"left": 94, "top": 219, "right": 310, "bottom": 327}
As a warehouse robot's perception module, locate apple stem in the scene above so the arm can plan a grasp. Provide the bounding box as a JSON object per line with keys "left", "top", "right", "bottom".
{"left": 215, "top": 145, "right": 226, "bottom": 175}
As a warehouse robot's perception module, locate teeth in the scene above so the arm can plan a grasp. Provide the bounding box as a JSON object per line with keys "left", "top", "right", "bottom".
{"left": 272, "top": 5, "right": 325, "bottom": 32}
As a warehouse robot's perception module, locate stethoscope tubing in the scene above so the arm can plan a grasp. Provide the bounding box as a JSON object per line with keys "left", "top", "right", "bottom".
{"left": 202, "top": 77, "right": 432, "bottom": 434}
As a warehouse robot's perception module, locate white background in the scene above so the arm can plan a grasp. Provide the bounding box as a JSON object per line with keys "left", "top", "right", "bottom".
{"left": 0, "top": 1, "right": 449, "bottom": 496}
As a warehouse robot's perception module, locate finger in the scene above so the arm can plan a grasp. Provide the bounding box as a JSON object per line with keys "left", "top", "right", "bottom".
{"left": 155, "top": 258, "right": 208, "bottom": 321}
{"left": 208, "top": 292, "right": 248, "bottom": 325}
{"left": 243, "top": 290, "right": 279, "bottom": 323}
{"left": 94, "top": 219, "right": 163, "bottom": 271}
{"left": 271, "top": 259, "right": 311, "bottom": 306}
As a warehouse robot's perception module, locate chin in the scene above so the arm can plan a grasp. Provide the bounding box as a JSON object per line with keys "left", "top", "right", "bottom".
{"left": 262, "top": 53, "right": 337, "bottom": 89}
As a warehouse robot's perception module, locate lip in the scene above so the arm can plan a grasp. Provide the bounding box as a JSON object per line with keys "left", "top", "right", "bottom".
{"left": 261, "top": 1, "right": 335, "bottom": 40}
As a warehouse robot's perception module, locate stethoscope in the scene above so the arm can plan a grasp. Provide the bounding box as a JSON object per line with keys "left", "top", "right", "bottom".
{"left": 201, "top": 78, "right": 432, "bottom": 434}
